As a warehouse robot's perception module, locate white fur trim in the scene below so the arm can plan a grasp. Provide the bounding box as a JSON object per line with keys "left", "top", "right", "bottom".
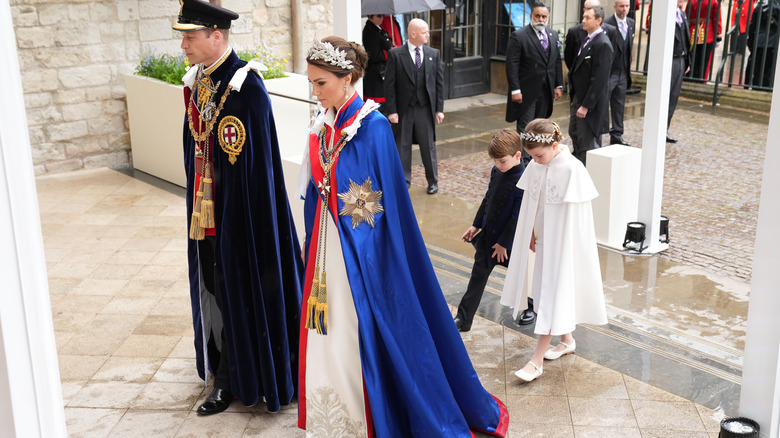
{"left": 229, "top": 61, "right": 268, "bottom": 92}
{"left": 299, "top": 99, "right": 380, "bottom": 199}
{"left": 183, "top": 65, "right": 198, "bottom": 89}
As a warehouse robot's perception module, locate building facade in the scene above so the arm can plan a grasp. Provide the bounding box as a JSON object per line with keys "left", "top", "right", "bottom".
{"left": 10, "top": 0, "right": 332, "bottom": 176}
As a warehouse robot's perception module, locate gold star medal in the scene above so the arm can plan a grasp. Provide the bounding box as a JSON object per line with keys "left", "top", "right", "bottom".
{"left": 338, "top": 177, "right": 384, "bottom": 229}
{"left": 217, "top": 116, "right": 245, "bottom": 164}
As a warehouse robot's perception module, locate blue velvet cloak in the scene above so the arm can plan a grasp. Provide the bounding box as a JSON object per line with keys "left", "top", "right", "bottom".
{"left": 183, "top": 51, "right": 304, "bottom": 410}
{"left": 299, "top": 95, "right": 509, "bottom": 436}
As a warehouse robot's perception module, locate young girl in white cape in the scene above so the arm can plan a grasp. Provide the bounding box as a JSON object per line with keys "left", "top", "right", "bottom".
{"left": 501, "top": 119, "right": 608, "bottom": 382}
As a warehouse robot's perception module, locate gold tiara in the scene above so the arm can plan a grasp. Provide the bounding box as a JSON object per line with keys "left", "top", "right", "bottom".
{"left": 306, "top": 39, "right": 353, "bottom": 70}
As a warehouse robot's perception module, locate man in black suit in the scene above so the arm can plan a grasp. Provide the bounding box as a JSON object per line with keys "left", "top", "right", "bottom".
{"left": 564, "top": 0, "right": 616, "bottom": 71}
{"left": 505, "top": 1, "right": 563, "bottom": 164}
{"left": 384, "top": 18, "right": 445, "bottom": 194}
{"left": 605, "top": 0, "right": 635, "bottom": 146}
{"left": 568, "top": 5, "right": 613, "bottom": 165}
{"left": 667, "top": 0, "right": 692, "bottom": 143}
{"left": 564, "top": 0, "right": 617, "bottom": 147}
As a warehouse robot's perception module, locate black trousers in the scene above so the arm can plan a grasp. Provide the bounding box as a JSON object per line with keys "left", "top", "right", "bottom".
{"left": 607, "top": 72, "right": 627, "bottom": 137}
{"left": 668, "top": 56, "right": 686, "bottom": 129}
{"left": 198, "top": 236, "right": 231, "bottom": 390}
{"left": 515, "top": 89, "right": 553, "bottom": 166}
{"left": 568, "top": 99, "right": 599, "bottom": 165}
{"left": 456, "top": 236, "right": 504, "bottom": 325}
{"left": 396, "top": 103, "right": 438, "bottom": 186}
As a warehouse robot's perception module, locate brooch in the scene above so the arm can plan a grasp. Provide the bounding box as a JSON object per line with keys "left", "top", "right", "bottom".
{"left": 338, "top": 177, "right": 384, "bottom": 229}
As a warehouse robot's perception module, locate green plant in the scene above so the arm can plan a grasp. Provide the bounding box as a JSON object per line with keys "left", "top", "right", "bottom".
{"left": 235, "top": 43, "right": 289, "bottom": 80}
{"left": 135, "top": 51, "right": 189, "bottom": 85}
{"left": 134, "top": 44, "right": 288, "bottom": 86}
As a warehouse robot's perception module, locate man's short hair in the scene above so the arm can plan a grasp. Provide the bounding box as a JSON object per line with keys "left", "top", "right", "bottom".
{"left": 532, "top": 1, "right": 550, "bottom": 12}
{"left": 587, "top": 5, "right": 606, "bottom": 22}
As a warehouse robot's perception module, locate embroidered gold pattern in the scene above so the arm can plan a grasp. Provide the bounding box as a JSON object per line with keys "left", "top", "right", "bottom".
{"left": 338, "top": 178, "right": 383, "bottom": 229}
{"left": 217, "top": 116, "right": 246, "bottom": 165}
{"left": 306, "top": 386, "right": 365, "bottom": 438}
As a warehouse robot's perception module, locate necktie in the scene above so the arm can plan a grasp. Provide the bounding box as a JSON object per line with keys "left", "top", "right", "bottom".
{"left": 539, "top": 30, "right": 549, "bottom": 50}
{"left": 676, "top": 9, "right": 683, "bottom": 27}
{"left": 415, "top": 47, "right": 421, "bottom": 69}
{"left": 578, "top": 36, "right": 591, "bottom": 56}
{"left": 619, "top": 20, "right": 627, "bottom": 39}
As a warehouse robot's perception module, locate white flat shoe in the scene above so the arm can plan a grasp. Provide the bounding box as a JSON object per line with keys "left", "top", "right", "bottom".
{"left": 544, "top": 340, "right": 576, "bottom": 360}
{"left": 514, "top": 361, "right": 543, "bottom": 382}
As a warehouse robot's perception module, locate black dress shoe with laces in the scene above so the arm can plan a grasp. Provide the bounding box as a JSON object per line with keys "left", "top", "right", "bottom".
{"left": 453, "top": 317, "right": 472, "bottom": 332}
{"left": 610, "top": 135, "right": 630, "bottom": 146}
{"left": 427, "top": 183, "right": 438, "bottom": 194}
{"left": 197, "top": 387, "right": 234, "bottom": 416}
{"left": 666, "top": 135, "right": 678, "bottom": 143}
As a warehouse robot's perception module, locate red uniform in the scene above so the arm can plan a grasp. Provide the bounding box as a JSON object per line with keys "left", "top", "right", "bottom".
{"left": 687, "top": 0, "right": 723, "bottom": 45}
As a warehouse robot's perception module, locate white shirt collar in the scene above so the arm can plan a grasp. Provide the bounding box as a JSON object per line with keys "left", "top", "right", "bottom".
{"left": 408, "top": 41, "right": 422, "bottom": 59}
{"left": 587, "top": 27, "right": 603, "bottom": 40}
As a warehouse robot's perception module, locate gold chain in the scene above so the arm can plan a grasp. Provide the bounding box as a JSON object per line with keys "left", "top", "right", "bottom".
{"left": 187, "top": 84, "right": 234, "bottom": 143}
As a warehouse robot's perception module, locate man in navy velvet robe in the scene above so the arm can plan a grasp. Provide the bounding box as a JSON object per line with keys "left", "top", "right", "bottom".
{"left": 173, "top": 0, "right": 303, "bottom": 416}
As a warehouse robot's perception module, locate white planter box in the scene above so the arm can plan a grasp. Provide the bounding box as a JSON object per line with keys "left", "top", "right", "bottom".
{"left": 263, "top": 72, "right": 311, "bottom": 159}
{"left": 125, "top": 74, "right": 186, "bottom": 187}
{"left": 125, "top": 72, "right": 312, "bottom": 188}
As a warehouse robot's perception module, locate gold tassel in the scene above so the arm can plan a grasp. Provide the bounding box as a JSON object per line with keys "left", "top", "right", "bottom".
{"left": 200, "top": 163, "right": 215, "bottom": 228}
{"left": 316, "top": 271, "right": 328, "bottom": 335}
{"left": 189, "top": 189, "right": 205, "bottom": 240}
{"left": 305, "top": 267, "right": 320, "bottom": 329}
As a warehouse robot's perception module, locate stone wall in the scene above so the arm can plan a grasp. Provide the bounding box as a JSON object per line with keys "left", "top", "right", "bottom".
{"left": 10, "top": 0, "right": 332, "bottom": 176}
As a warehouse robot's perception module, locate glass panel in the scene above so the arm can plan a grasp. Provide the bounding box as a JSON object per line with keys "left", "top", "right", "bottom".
{"left": 495, "top": 0, "right": 533, "bottom": 56}
{"left": 453, "top": 0, "right": 481, "bottom": 58}
{"left": 428, "top": 10, "right": 445, "bottom": 52}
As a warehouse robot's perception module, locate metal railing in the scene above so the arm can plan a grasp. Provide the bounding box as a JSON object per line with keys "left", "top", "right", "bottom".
{"left": 631, "top": 0, "right": 777, "bottom": 105}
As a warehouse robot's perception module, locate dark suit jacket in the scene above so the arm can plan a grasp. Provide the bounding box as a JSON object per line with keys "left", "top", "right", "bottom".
{"left": 504, "top": 25, "right": 563, "bottom": 123}
{"left": 471, "top": 164, "right": 524, "bottom": 267}
{"left": 362, "top": 21, "right": 392, "bottom": 100}
{"left": 604, "top": 15, "right": 635, "bottom": 77}
{"left": 674, "top": 8, "right": 693, "bottom": 70}
{"left": 569, "top": 29, "right": 613, "bottom": 136}
{"left": 564, "top": 22, "right": 619, "bottom": 71}
{"left": 383, "top": 44, "right": 445, "bottom": 126}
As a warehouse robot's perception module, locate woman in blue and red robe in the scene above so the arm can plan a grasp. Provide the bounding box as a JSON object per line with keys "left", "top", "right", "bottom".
{"left": 296, "top": 36, "right": 509, "bottom": 438}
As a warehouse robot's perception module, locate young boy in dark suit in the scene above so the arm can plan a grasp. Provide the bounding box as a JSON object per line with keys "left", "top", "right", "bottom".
{"left": 454, "top": 129, "right": 534, "bottom": 332}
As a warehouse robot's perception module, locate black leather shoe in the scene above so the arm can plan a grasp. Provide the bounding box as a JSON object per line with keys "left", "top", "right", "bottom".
{"left": 516, "top": 308, "right": 536, "bottom": 325}
{"left": 453, "top": 317, "right": 472, "bottom": 332}
{"left": 626, "top": 86, "right": 641, "bottom": 95}
{"left": 427, "top": 183, "right": 438, "bottom": 194}
{"left": 610, "top": 135, "right": 630, "bottom": 146}
{"left": 666, "top": 135, "right": 678, "bottom": 143}
{"left": 197, "top": 387, "right": 234, "bottom": 415}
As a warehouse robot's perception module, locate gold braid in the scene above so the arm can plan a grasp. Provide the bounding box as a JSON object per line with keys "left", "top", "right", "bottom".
{"left": 187, "top": 74, "right": 234, "bottom": 240}
{"left": 304, "top": 126, "right": 350, "bottom": 335}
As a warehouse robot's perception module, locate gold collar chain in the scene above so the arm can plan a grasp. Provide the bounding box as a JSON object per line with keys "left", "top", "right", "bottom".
{"left": 187, "top": 81, "right": 234, "bottom": 143}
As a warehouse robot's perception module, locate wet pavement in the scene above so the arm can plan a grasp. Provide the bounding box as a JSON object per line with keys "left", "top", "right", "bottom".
{"left": 407, "top": 91, "right": 766, "bottom": 413}
{"left": 412, "top": 92, "right": 768, "bottom": 283}
{"left": 37, "top": 89, "right": 767, "bottom": 436}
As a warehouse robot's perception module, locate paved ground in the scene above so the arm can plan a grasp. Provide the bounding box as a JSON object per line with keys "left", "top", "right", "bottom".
{"left": 38, "top": 168, "right": 728, "bottom": 437}
{"left": 413, "top": 93, "right": 769, "bottom": 282}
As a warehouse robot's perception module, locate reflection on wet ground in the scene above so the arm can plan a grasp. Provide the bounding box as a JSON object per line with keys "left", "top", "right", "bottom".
{"left": 408, "top": 91, "right": 764, "bottom": 413}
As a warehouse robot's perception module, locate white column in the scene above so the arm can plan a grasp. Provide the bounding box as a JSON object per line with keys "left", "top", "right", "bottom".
{"left": 332, "top": 0, "right": 365, "bottom": 95}
{"left": 0, "top": 4, "right": 67, "bottom": 438}
{"left": 739, "top": 52, "right": 780, "bottom": 438}
{"left": 636, "top": 0, "right": 675, "bottom": 254}
{"left": 333, "top": 0, "right": 364, "bottom": 44}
